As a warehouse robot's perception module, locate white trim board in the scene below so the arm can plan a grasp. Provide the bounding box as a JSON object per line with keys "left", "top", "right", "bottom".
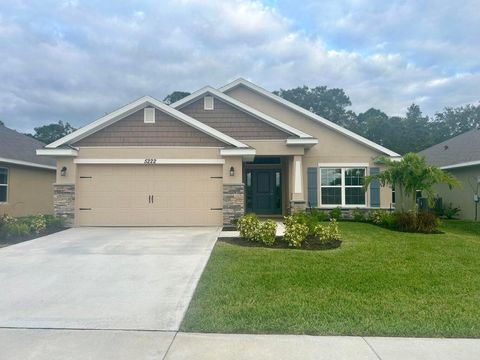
{"left": 74, "top": 159, "right": 225, "bottom": 165}
{"left": 219, "top": 148, "right": 256, "bottom": 156}
{"left": 171, "top": 86, "right": 314, "bottom": 139}
{"left": 440, "top": 160, "right": 480, "bottom": 170}
{"left": 45, "top": 96, "right": 248, "bottom": 149}
{"left": 219, "top": 78, "right": 400, "bottom": 157}
{"left": 318, "top": 163, "right": 370, "bottom": 168}
{"left": 286, "top": 138, "right": 318, "bottom": 146}
{"left": 36, "top": 148, "right": 79, "bottom": 157}
{"left": 0, "top": 157, "right": 56, "bottom": 170}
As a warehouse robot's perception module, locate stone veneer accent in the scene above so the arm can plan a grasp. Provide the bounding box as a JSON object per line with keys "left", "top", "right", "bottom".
{"left": 289, "top": 200, "right": 307, "bottom": 214}
{"left": 53, "top": 184, "right": 75, "bottom": 227}
{"left": 223, "top": 184, "right": 245, "bottom": 226}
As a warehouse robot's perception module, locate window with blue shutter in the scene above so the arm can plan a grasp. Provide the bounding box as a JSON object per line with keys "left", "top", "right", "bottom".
{"left": 369, "top": 167, "right": 380, "bottom": 207}
{"left": 307, "top": 167, "right": 318, "bottom": 208}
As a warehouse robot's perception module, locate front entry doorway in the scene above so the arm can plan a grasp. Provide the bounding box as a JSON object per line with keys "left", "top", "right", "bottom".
{"left": 245, "top": 157, "right": 283, "bottom": 215}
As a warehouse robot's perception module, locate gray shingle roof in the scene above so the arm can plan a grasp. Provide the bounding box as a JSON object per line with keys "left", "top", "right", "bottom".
{"left": 0, "top": 125, "right": 55, "bottom": 168}
{"left": 418, "top": 128, "right": 480, "bottom": 167}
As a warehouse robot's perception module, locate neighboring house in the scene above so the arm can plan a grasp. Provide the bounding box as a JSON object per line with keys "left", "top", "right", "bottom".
{"left": 419, "top": 128, "right": 480, "bottom": 221}
{"left": 0, "top": 125, "right": 56, "bottom": 217}
{"left": 37, "top": 78, "right": 400, "bottom": 227}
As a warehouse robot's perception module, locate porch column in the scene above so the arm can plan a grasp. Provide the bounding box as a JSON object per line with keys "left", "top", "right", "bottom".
{"left": 222, "top": 156, "right": 245, "bottom": 227}
{"left": 53, "top": 157, "right": 77, "bottom": 227}
{"left": 290, "top": 155, "right": 306, "bottom": 213}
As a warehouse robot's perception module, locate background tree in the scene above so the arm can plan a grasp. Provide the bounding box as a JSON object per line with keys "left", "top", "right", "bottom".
{"left": 163, "top": 91, "right": 191, "bottom": 105}
{"left": 402, "top": 104, "right": 433, "bottom": 153}
{"left": 354, "top": 108, "right": 391, "bottom": 145}
{"left": 274, "top": 86, "right": 356, "bottom": 128}
{"left": 29, "top": 121, "right": 76, "bottom": 144}
{"left": 365, "top": 153, "right": 460, "bottom": 211}
{"left": 0, "top": 120, "right": 3, "bottom": 126}
{"left": 430, "top": 103, "right": 480, "bottom": 142}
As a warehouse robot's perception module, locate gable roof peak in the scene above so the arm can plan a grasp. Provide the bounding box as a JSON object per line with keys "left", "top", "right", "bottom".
{"left": 171, "top": 85, "right": 313, "bottom": 139}
{"left": 219, "top": 78, "right": 400, "bottom": 157}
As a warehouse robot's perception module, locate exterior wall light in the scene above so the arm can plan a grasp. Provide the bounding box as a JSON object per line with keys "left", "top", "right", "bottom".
{"left": 229, "top": 166, "right": 235, "bottom": 177}
{"left": 60, "top": 166, "right": 67, "bottom": 177}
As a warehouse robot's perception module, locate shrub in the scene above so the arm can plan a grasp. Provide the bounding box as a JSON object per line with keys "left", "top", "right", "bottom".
{"left": 369, "top": 210, "right": 386, "bottom": 224}
{"left": 352, "top": 209, "right": 367, "bottom": 222}
{"left": 315, "top": 219, "right": 341, "bottom": 244}
{"left": 257, "top": 220, "right": 277, "bottom": 246}
{"left": 441, "top": 203, "right": 461, "bottom": 219}
{"left": 394, "top": 211, "right": 417, "bottom": 232}
{"left": 30, "top": 215, "right": 47, "bottom": 234}
{"left": 290, "top": 212, "right": 319, "bottom": 236}
{"left": 237, "top": 213, "right": 260, "bottom": 241}
{"left": 329, "top": 207, "right": 342, "bottom": 220}
{"left": 44, "top": 215, "right": 65, "bottom": 229}
{"left": 0, "top": 215, "right": 17, "bottom": 238}
{"left": 14, "top": 215, "right": 46, "bottom": 234}
{"left": 310, "top": 209, "right": 329, "bottom": 222}
{"left": 416, "top": 211, "right": 440, "bottom": 233}
{"left": 283, "top": 215, "right": 309, "bottom": 248}
{"left": 283, "top": 214, "right": 297, "bottom": 228}
{"left": 2, "top": 222, "right": 30, "bottom": 238}
{"left": 383, "top": 213, "right": 398, "bottom": 228}
{"left": 368, "top": 210, "right": 382, "bottom": 224}
{"left": 0, "top": 214, "right": 16, "bottom": 228}
{"left": 393, "top": 210, "right": 440, "bottom": 233}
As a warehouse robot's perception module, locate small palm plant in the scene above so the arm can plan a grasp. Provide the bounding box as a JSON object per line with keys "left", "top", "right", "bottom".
{"left": 365, "top": 153, "right": 460, "bottom": 211}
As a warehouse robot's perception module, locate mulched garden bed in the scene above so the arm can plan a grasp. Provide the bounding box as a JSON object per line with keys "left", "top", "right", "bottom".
{"left": 219, "top": 236, "right": 342, "bottom": 250}
{"left": 0, "top": 227, "right": 67, "bottom": 248}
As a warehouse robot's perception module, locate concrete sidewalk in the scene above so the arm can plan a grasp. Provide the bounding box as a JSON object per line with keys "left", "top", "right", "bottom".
{"left": 1, "top": 330, "right": 479, "bottom": 359}
{"left": 165, "top": 333, "right": 480, "bottom": 360}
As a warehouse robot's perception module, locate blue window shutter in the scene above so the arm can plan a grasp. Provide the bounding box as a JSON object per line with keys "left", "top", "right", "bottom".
{"left": 307, "top": 167, "right": 318, "bottom": 207}
{"left": 370, "top": 167, "right": 380, "bottom": 208}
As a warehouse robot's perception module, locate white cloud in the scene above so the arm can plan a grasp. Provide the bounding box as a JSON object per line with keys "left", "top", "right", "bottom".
{"left": 0, "top": 0, "right": 478, "bottom": 132}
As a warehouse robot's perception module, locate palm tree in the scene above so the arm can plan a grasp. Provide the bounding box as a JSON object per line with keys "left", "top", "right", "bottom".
{"left": 365, "top": 153, "right": 460, "bottom": 211}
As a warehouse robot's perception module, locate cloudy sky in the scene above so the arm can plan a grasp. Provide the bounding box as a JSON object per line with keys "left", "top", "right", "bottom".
{"left": 1, "top": 0, "right": 479, "bottom": 132}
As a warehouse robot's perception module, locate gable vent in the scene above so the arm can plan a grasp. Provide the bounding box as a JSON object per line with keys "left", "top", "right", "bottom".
{"left": 204, "top": 96, "right": 214, "bottom": 110}
{"left": 144, "top": 107, "right": 155, "bottom": 123}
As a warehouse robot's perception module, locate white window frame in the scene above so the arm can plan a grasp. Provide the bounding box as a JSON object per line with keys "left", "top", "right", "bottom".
{"left": 204, "top": 96, "right": 214, "bottom": 110}
{"left": 144, "top": 107, "right": 155, "bottom": 123}
{"left": 0, "top": 166, "right": 8, "bottom": 203}
{"left": 318, "top": 164, "right": 368, "bottom": 208}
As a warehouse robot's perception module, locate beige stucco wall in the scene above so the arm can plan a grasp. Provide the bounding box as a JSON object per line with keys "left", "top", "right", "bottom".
{"left": 223, "top": 157, "right": 243, "bottom": 185}
{"left": 436, "top": 166, "right": 480, "bottom": 220}
{"left": 54, "top": 146, "right": 243, "bottom": 188}
{"left": 56, "top": 157, "right": 77, "bottom": 184}
{"left": 226, "top": 86, "right": 393, "bottom": 208}
{"left": 77, "top": 146, "right": 222, "bottom": 160}
{"left": 243, "top": 140, "right": 304, "bottom": 156}
{"left": 0, "top": 163, "right": 55, "bottom": 217}
{"left": 55, "top": 147, "right": 223, "bottom": 185}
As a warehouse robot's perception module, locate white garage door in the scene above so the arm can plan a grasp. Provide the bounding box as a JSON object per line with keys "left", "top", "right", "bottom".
{"left": 77, "top": 164, "right": 223, "bottom": 226}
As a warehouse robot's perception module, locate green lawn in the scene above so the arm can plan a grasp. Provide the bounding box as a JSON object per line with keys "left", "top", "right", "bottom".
{"left": 181, "top": 220, "right": 480, "bottom": 337}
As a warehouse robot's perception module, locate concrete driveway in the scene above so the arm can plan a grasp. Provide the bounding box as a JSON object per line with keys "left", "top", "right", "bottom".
{"left": 0, "top": 227, "right": 219, "bottom": 331}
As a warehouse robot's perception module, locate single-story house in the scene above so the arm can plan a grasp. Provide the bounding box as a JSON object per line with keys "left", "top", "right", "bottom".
{"left": 419, "top": 128, "right": 480, "bottom": 221}
{"left": 0, "top": 125, "right": 56, "bottom": 217}
{"left": 37, "top": 78, "right": 400, "bottom": 227}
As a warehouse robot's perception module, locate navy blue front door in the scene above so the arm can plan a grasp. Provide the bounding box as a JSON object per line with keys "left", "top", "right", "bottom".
{"left": 246, "top": 169, "right": 282, "bottom": 215}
